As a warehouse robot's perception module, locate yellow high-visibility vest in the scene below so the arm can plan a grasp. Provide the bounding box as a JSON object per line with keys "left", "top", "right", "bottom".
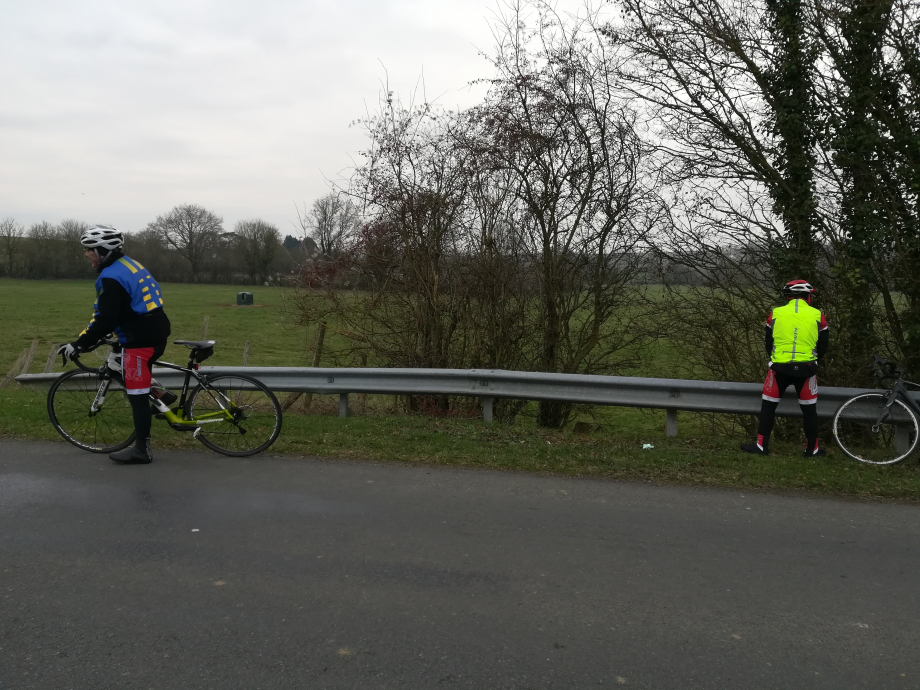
{"left": 770, "top": 299, "right": 824, "bottom": 363}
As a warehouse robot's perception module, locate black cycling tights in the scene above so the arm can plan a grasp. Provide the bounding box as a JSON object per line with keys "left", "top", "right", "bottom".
{"left": 757, "top": 375, "right": 819, "bottom": 451}
{"left": 127, "top": 392, "right": 152, "bottom": 447}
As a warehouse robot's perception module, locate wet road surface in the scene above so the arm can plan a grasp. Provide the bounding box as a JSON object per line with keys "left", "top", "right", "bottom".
{"left": 1, "top": 439, "right": 919, "bottom": 689}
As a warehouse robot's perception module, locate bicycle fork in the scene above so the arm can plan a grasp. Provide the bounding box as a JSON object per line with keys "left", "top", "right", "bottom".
{"left": 90, "top": 379, "right": 111, "bottom": 414}
{"left": 872, "top": 391, "right": 898, "bottom": 433}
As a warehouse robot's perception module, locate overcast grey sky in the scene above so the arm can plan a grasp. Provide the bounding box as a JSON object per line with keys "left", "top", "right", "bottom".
{"left": 0, "top": 0, "right": 564, "bottom": 236}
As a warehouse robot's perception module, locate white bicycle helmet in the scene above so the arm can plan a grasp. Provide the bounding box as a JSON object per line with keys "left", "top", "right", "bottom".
{"left": 782, "top": 279, "right": 816, "bottom": 301}
{"left": 80, "top": 225, "right": 124, "bottom": 254}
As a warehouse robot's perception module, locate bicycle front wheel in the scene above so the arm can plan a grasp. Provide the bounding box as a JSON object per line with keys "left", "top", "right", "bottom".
{"left": 833, "top": 393, "right": 920, "bottom": 465}
{"left": 186, "top": 374, "right": 283, "bottom": 457}
{"left": 47, "top": 369, "right": 136, "bottom": 453}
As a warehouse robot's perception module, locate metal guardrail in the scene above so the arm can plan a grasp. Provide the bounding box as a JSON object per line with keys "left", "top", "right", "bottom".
{"left": 15, "top": 366, "right": 889, "bottom": 436}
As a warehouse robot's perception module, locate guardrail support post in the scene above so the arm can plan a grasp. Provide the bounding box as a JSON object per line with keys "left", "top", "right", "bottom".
{"left": 339, "top": 393, "right": 349, "bottom": 418}
{"left": 895, "top": 425, "right": 909, "bottom": 454}
{"left": 482, "top": 397, "right": 494, "bottom": 424}
{"left": 666, "top": 409, "right": 678, "bottom": 437}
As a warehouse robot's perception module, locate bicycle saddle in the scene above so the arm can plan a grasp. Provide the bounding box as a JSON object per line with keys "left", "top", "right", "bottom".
{"left": 174, "top": 340, "right": 216, "bottom": 349}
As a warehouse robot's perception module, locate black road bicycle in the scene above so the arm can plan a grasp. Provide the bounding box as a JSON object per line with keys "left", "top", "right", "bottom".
{"left": 47, "top": 339, "right": 283, "bottom": 457}
{"left": 833, "top": 356, "right": 920, "bottom": 465}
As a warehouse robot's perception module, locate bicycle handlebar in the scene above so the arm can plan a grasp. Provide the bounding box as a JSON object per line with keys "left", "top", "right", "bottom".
{"left": 69, "top": 338, "right": 119, "bottom": 374}
{"left": 70, "top": 351, "right": 100, "bottom": 373}
{"left": 872, "top": 355, "right": 902, "bottom": 381}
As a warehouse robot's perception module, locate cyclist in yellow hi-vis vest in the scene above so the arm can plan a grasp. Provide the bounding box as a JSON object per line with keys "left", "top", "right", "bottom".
{"left": 741, "top": 280, "right": 829, "bottom": 457}
{"left": 57, "top": 226, "right": 171, "bottom": 465}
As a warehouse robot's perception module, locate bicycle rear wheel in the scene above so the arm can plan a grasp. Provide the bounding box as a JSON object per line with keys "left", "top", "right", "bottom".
{"left": 47, "top": 369, "right": 136, "bottom": 453}
{"left": 186, "top": 374, "right": 282, "bottom": 456}
{"left": 833, "top": 392, "right": 919, "bottom": 465}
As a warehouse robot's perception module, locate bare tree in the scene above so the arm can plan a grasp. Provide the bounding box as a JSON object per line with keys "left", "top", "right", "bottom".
{"left": 57, "top": 219, "right": 90, "bottom": 277}
{"left": 344, "top": 96, "right": 472, "bottom": 375}
{"left": 473, "top": 0, "right": 651, "bottom": 427}
{"left": 812, "top": 0, "right": 920, "bottom": 378}
{"left": 126, "top": 227, "right": 178, "bottom": 281}
{"left": 0, "top": 217, "right": 23, "bottom": 276}
{"left": 613, "top": 0, "right": 920, "bottom": 386}
{"left": 614, "top": 0, "right": 824, "bottom": 280}
{"left": 25, "top": 221, "right": 60, "bottom": 279}
{"left": 288, "top": 94, "right": 538, "bottom": 421}
{"left": 146, "top": 204, "right": 222, "bottom": 282}
{"left": 606, "top": 0, "right": 824, "bottom": 388}
{"left": 296, "top": 192, "right": 360, "bottom": 258}
{"left": 234, "top": 219, "right": 281, "bottom": 284}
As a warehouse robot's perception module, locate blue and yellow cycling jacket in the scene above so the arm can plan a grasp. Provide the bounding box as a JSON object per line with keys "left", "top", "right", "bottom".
{"left": 75, "top": 252, "right": 171, "bottom": 348}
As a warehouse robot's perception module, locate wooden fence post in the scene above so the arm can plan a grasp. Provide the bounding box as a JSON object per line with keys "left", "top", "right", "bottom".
{"left": 43, "top": 342, "right": 61, "bottom": 373}
{"left": 281, "top": 322, "right": 326, "bottom": 412}
{"left": 200, "top": 315, "right": 209, "bottom": 340}
{"left": 243, "top": 341, "right": 251, "bottom": 366}
{"left": 19, "top": 340, "right": 38, "bottom": 378}
{"left": 1, "top": 340, "right": 40, "bottom": 388}
{"left": 0, "top": 348, "right": 28, "bottom": 388}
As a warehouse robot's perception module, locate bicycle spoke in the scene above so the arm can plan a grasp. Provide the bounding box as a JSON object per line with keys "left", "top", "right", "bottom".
{"left": 48, "top": 371, "right": 135, "bottom": 453}
{"left": 834, "top": 392, "right": 919, "bottom": 465}
{"left": 187, "top": 374, "right": 282, "bottom": 456}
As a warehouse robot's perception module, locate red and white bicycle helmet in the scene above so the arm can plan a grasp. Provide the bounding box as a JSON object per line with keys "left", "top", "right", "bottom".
{"left": 80, "top": 225, "right": 124, "bottom": 256}
{"left": 782, "top": 279, "right": 816, "bottom": 302}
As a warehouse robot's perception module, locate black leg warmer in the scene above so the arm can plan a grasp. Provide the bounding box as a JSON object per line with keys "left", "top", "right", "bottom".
{"left": 757, "top": 399, "right": 779, "bottom": 448}
{"left": 127, "top": 393, "right": 152, "bottom": 448}
{"left": 801, "top": 403, "right": 819, "bottom": 452}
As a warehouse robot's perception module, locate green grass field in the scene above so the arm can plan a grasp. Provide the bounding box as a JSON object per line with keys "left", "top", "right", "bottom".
{"left": 2, "top": 278, "right": 919, "bottom": 500}
{"left": 1, "top": 278, "right": 339, "bottom": 373}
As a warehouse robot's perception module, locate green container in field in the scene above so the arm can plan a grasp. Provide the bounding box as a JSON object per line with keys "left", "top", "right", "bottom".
{"left": 237, "top": 292, "right": 254, "bottom": 306}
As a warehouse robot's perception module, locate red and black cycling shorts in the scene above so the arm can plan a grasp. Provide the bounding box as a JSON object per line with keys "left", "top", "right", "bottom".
{"left": 123, "top": 347, "right": 157, "bottom": 395}
{"left": 762, "top": 368, "right": 818, "bottom": 405}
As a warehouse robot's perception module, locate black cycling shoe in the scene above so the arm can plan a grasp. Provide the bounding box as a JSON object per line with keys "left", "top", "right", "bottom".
{"left": 804, "top": 447, "right": 827, "bottom": 458}
{"left": 740, "top": 443, "right": 769, "bottom": 455}
{"left": 110, "top": 440, "right": 152, "bottom": 465}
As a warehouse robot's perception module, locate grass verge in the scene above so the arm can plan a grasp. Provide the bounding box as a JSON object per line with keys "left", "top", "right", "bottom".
{"left": 3, "top": 387, "right": 919, "bottom": 502}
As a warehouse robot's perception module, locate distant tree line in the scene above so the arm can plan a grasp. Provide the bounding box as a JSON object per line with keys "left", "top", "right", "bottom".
{"left": 0, "top": 194, "right": 364, "bottom": 285}
{"left": 0, "top": 205, "right": 324, "bottom": 285}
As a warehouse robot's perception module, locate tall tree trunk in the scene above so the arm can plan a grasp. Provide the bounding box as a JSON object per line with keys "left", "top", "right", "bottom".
{"left": 831, "top": 0, "right": 894, "bottom": 383}
{"left": 765, "top": 0, "right": 820, "bottom": 281}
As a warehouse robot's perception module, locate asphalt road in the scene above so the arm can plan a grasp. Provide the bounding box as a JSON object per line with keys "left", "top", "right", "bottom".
{"left": 1, "top": 440, "right": 918, "bottom": 689}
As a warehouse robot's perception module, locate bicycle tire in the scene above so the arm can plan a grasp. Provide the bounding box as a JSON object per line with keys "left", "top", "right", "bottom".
{"left": 833, "top": 392, "right": 920, "bottom": 465}
{"left": 47, "top": 369, "right": 136, "bottom": 453}
{"left": 186, "top": 373, "right": 282, "bottom": 457}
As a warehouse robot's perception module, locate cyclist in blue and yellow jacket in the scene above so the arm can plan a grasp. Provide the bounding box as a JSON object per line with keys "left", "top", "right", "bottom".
{"left": 58, "top": 225, "right": 171, "bottom": 465}
{"left": 741, "top": 280, "right": 829, "bottom": 457}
